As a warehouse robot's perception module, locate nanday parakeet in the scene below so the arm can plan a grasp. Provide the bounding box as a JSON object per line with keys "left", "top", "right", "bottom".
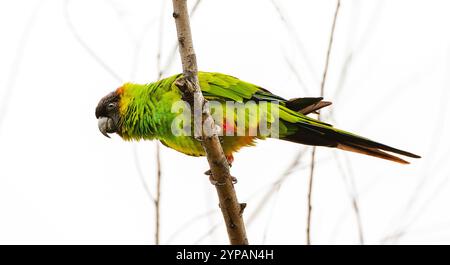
{"left": 95, "top": 72, "right": 420, "bottom": 164}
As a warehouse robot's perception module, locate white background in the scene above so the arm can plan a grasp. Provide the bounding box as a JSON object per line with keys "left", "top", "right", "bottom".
{"left": 0, "top": 0, "right": 449, "bottom": 244}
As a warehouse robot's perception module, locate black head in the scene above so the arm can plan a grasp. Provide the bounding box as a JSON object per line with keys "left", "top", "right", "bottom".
{"left": 95, "top": 91, "right": 121, "bottom": 138}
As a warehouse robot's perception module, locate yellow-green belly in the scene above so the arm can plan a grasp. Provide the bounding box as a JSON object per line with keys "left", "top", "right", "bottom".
{"left": 159, "top": 135, "right": 256, "bottom": 157}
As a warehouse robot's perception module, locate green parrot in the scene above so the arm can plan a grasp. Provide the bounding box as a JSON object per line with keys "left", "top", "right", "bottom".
{"left": 95, "top": 72, "right": 420, "bottom": 164}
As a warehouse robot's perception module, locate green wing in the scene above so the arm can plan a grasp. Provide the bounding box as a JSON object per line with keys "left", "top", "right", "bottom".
{"left": 172, "top": 72, "right": 420, "bottom": 163}
{"left": 198, "top": 72, "right": 285, "bottom": 103}
{"left": 197, "top": 72, "right": 419, "bottom": 161}
{"left": 197, "top": 72, "right": 332, "bottom": 128}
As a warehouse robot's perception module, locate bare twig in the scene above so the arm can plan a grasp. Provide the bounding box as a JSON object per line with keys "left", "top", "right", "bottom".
{"left": 171, "top": 0, "right": 248, "bottom": 245}
{"left": 154, "top": 0, "right": 204, "bottom": 244}
{"left": 153, "top": 0, "right": 167, "bottom": 246}
{"left": 320, "top": 0, "right": 341, "bottom": 96}
{"left": 154, "top": 143, "right": 162, "bottom": 244}
{"left": 155, "top": 0, "right": 166, "bottom": 80}
{"left": 306, "top": 0, "right": 341, "bottom": 245}
{"left": 133, "top": 146, "right": 155, "bottom": 200}
{"left": 306, "top": 147, "right": 316, "bottom": 245}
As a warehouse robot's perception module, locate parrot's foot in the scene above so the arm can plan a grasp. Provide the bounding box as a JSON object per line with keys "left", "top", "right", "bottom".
{"left": 203, "top": 155, "right": 233, "bottom": 176}
{"left": 204, "top": 170, "right": 238, "bottom": 186}
{"left": 209, "top": 175, "right": 225, "bottom": 186}
{"left": 208, "top": 175, "right": 238, "bottom": 186}
{"left": 204, "top": 154, "right": 236, "bottom": 185}
{"left": 231, "top": 176, "right": 238, "bottom": 184}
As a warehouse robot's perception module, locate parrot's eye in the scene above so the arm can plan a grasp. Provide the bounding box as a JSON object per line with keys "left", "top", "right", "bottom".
{"left": 107, "top": 103, "right": 116, "bottom": 111}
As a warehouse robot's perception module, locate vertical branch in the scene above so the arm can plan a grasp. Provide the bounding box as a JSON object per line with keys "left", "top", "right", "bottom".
{"left": 171, "top": 0, "right": 248, "bottom": 245}
{"left": 154, "top": 0, "right": 166, "bottom": 246}
{"left": 306, "top": 147, "right": 316, "bottom": 245}
{"left": 320, "top": 0, "right": 341, "bottom": 96}
{"left": 154, "top": 0, "right": 204, "bottom": 244}
{"left": 306, "top": 0, "right": 341, "bottom": 245}
{"left": 154, "top": 143, "right": 162, "bottom": 244}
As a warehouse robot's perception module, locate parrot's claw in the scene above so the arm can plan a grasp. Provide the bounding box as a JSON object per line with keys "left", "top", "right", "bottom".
{"left": 203, "top": 162, "right": 231, "bottom": 176}
{"left": 205, "top": 170, "right": 237, "bottom": 186}
{"left": 209, "top": 175, "right": 226, "bottom": 186}
{"left": 231, "top": 176, "right": 238, "bottom": 184}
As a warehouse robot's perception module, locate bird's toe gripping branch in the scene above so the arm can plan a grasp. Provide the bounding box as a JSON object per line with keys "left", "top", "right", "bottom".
{"left": 204, "top": 154, "right": 237, "bottom": 186}
{"left": 208, "top": 175, "right": 238, "bottom": 186}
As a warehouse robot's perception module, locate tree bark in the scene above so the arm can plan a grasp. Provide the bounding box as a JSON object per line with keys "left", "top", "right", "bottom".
{"left": 171, "top": 0, "right": 248, "bottom": 245}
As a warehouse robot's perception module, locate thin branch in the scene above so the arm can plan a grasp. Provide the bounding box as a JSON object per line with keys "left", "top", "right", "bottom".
{"left": 153, "top": 0, "right": 166, "bottom": 246}
{"left": 154, "top": 143, "right": 162, "bottom": 244}
{"left": 171, "top": 0, "right": 248, "bottom": 245}
{"left": 154, "top": 0, "right": 204, "bottom": 244}
{"left": 320, "top": 0, "right": 341, "bottom": 97}
{"left": 306, "top": 147, "right": 316, "bottom": 245}
{"left": 306, "top": 0, "right": 341, "bottom": 245}
{"left": 130, "top": 0, "right": 203, "bottom": 244}
{"left": 133, "top": 145, "right": 155, "bottom": 200}
{"left": 155, "top": 0, "right": 166, "bottom": 80}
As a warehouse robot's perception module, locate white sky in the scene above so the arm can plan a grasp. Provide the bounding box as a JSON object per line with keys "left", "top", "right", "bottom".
{"left": 0, "top": 0, "right": 449, "bottom": 244}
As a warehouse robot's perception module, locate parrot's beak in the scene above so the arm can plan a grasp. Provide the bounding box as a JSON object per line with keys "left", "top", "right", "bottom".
{"left": 98, "top": 117, "right": 115, "bottom": 138}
